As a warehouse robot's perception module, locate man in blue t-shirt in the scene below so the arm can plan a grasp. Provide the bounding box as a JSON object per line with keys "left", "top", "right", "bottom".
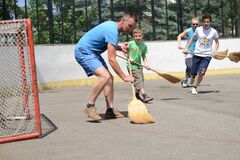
{"left": 177, "top": 17, "right": 199, "bottom": 88}
{"left": 75, "top": 12, "right": 137, "bottom": 121}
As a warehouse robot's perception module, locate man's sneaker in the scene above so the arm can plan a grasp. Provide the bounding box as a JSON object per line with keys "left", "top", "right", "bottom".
{"left": 191, "top": 87, "right": 198, "bottom": 95}
{"left": 105, "top": 108, "right": 125, "bottom": 119}
{"left": 142, "top": 95, "right": 154, "bottom": 103}
{"left": 113, "top": 109, "right": 125, "bottom": 118}
{"left": 181, "top": 80, "right": 188, "bottom": 88}
{"left": 83, "top": 107, "right": 102, "bottom": 120}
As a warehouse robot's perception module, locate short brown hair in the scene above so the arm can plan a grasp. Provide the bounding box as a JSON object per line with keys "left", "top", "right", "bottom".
{"left": 202, "top": 13, "right": 212, "bottom": 22}
{"left": 133, "top": 28, "right": 143, "bottom": 35}
{"left": 124, "top": 11, "right": 138, "bottom": 23}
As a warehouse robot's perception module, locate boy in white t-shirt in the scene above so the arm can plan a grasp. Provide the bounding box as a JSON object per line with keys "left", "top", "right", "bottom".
{"left": 183, "top": 13, "right": 219, "bottom": 95}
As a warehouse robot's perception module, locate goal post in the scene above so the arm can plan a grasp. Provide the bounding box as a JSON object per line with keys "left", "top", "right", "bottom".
{"left": 0, "top": 19, "right": 41, "bottom": 143}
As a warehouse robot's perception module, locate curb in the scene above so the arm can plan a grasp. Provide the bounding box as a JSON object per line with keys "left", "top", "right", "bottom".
{"left": 38, "top": 68, "right": 240, "bottom": 90}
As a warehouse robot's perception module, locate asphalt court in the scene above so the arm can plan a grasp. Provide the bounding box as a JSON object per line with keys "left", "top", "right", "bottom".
{"left": 1, "top": 74, "right": 240, "bottom": 160}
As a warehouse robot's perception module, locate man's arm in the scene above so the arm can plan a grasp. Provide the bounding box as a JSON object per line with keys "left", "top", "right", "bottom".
{"left": 107, "top": 43, "right": 134, "bottom": 82}
{"left": 116, "top": 43, "right": 129, "bottom": 55}
{"left": 116, "top": 43, "right": 129, "bottom": 57}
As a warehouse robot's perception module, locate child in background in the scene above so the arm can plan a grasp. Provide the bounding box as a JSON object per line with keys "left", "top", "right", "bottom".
{"left": 126, "top": 28, "right": 153, "bottom": 103}
{"left": 183, "top": 13, "right": 219, "bottom": 95}
{"left": 177, "top": 17, "right": 199, "bottom": 88}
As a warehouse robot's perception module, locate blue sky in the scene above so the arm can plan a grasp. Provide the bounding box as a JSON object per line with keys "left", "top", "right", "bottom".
{"left": 17, "top": 0, "right": 26, "bottom": 7}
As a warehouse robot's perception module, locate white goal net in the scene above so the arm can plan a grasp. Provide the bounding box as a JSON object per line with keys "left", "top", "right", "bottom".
{"left": 0, "top": 19, "right": 41, "bottom": 143}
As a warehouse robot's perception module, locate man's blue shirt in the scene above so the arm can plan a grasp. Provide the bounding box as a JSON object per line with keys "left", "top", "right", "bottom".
{"left": 76, "top": 21, "right": 119, "bottom": 55}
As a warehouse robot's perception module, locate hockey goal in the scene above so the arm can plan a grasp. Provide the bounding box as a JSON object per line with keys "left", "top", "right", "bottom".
{"left": 0, "top": 19, "right": 41, "bottom": 143}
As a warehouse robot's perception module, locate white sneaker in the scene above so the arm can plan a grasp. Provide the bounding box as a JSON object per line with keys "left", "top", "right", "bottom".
{"left": 191, "top": 87, "right": 198, "bottom": 95}
{"left": 182, "top": 82, "right": 188, "bottom": 88}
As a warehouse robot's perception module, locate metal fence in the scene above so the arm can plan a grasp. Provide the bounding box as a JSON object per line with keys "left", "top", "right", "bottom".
{"left": 1, "top": 0, "right": 239, "bottom": 44}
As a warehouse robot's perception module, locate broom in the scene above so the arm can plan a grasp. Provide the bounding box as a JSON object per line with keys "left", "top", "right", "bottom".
{"left": 212, "top": 49, "right": 228, "bottom": 60}
{"left": 184, "top": 49, "right": 239, "bottom": 63}
{"left": 127, "top": 56, "right": 155, "bottom": 124}
{"left": 213, "top": 50, "right": 240, "bottom": 63}
{"left": 227, "top": 51, "right": 240, "bottom": 63}
{"left": 117, "top": 54, "right": 181, "bottom": 83}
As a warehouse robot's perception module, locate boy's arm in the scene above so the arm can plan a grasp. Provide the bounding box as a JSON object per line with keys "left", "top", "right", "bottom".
{"left": 142, "top": 55, "right": 150, "bottom": 70}
{"left": 183, "top": 35, "right": 196, "bottom": 54}
{"left": 177, "top": 29, "right": 189, "bottom": 49}
{"left": 212, "top": 38, "right": 219, "bottom": 56}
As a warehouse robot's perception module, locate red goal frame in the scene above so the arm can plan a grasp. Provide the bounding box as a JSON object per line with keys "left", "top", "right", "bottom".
{"left": 0, "top": 19, "right": 41, "bottom": 143}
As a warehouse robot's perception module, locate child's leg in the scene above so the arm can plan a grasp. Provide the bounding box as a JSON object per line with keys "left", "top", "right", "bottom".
{"left": 138, "top": 69, "right": 153, "bottom": 102}
{"left": 185, "top": 58, "right": 194, "bottom": 86}
{"left": 131, "top": 68, "right": 144, "bottom": 101}
{"left": 195, "top": 56, "right": 212, "bottom": 87}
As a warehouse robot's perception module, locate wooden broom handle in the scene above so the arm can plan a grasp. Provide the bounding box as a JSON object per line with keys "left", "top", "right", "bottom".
{"left": 127, "top": 56, "right": 137, "bottom": 99}
{"left": 117, "top": 54, "right": 154, "bottom": 72}
{"left": 117, "top": 54, "right": 147, "bottom": 68}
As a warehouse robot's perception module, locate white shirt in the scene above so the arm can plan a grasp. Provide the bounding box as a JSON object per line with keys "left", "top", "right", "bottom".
{"left": 193, "top": 26, "right": 218, "bottom": 57}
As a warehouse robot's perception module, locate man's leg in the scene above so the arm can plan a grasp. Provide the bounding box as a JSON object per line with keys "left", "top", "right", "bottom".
{"left": 103, "top": 73, "right": 114, "bottom": 109}
{"left": 88, "top": 66, "right": 111, "bottom": 105}
{"left": 84, "top": 67, "right": 111, "bottom": 120}
{"left": 103, "top": 73, "right": 125, "bottom": 118}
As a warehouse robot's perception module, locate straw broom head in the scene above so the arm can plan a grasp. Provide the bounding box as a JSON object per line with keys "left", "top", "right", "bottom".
{"left": 213, "top": 49, "right": 228, "bottom": 60}
{"left": 128, "top": 99, "right": 155, "bottom": 124}
{"left": 126, "top": 55, "right": 155, "bottom": 124}
{"left": 117, "top": 54, "right": 181, "bottom": 83}
{"left": 228, "top": 51, "right": 240, "bottom": 63}
{"left": 156, "top": 72, "right": 181, "bottom": 83}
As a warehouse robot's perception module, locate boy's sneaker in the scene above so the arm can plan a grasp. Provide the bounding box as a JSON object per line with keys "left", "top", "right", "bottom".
{"left": 105, "top": 108, "right": 125, "bottom": 119}
{"left": 191, "top": 87, "right": 198, "bottom": 95}
{"left": 181, "top": 80, "right": 188, "bottom": 88}
{"left": 83, "top": 107, "right": 102, "bottom": 120}
{"left": 142, "top": 94, "right": 154, "bottom": 103}
{"left": 136, "top": 93, "right": 144, "bottom": 102}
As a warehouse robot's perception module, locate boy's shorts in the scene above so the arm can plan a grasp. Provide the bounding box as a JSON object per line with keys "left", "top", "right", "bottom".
{"left": 185, "top": 58, "right": 192, "bottom": 77}
{"left": 128, "top": 68, "right": 144, "bottom": 91}
{"left": 191, "top": 55, "right": 212, "bottom": 76}
{"left": 75, "top": 48, "right": 108, "bottom": 77}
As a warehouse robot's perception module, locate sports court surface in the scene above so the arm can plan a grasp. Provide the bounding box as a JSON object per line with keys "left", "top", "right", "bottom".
{"left": 1, "top": 74, "right": 240, "bottom": 160}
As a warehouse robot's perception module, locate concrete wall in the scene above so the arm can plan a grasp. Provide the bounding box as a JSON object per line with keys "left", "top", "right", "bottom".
{"left": 35, "top": 38, "right": 240, "bottom": 88}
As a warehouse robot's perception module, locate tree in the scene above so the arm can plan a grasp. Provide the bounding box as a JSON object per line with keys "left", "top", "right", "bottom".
{"left": 0, "top": 0, "right": 25, "bottom": 20}
{"left": 2, "top": 0, "right": 239, "bottom": 44}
